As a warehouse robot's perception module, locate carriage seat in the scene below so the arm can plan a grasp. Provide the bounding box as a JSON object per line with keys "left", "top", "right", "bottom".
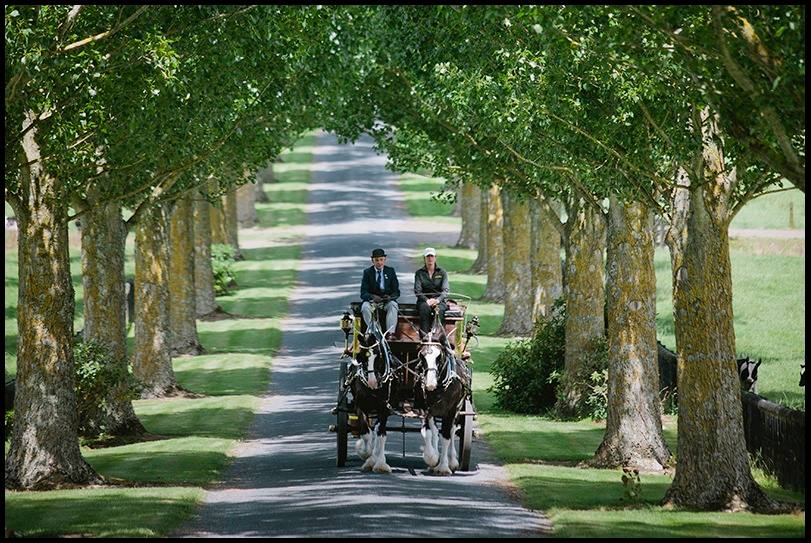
{"left": 349, "top": 300, "right": 464, "bottom": 344}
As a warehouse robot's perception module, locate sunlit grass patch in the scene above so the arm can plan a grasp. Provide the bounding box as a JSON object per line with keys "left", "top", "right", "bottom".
{"left": 730, "top": 185, "right": 804, "bottom": 230}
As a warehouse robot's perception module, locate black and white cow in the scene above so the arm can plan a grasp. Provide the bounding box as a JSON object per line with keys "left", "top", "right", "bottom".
{"left": 737, "top": 357, "right": 761, "bottom": 394}
{"left": 799, "top": 364, "right": 805, "bottom": 387}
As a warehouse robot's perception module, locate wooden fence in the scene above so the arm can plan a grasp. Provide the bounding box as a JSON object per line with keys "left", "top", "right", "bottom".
{"left": 741, "top": 391, "right": 805, "bottom": 492}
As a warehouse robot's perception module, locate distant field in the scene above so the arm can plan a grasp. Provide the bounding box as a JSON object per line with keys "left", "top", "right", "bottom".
{"left": 730, "top": 186, "right": 804, "bottom": 230}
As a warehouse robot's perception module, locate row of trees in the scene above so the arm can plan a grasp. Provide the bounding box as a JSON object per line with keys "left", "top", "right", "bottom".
{"left": 5, "top": 5, "right": 803, "bottom": 513}
{"left": 315, "top": 6, "right": 803, "bottom": 512}
{"left": 4, "top": 5, "right": 337, "bottom": 489}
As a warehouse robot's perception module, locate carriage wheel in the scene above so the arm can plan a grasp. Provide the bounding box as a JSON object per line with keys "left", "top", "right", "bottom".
{"left": 337, "top": 361, "right": 349, "bottom": 467}
{"left": 458, "top": 397, "right": 474, "bottom": 471}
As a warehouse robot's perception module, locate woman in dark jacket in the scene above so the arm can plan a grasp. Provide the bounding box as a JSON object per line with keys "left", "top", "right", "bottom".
{"left": 414, "top": 247, "right": 449, "bottom": 339}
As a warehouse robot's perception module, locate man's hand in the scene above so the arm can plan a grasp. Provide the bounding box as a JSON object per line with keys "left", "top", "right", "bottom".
{"left": 427, "top": 298, "right": 438, "bottom": 307}
{"left": 380, "top": 294, "right": 390, "bottom": 302}
{"left": 372, "top": 294, "right": 383, "bottom": 303}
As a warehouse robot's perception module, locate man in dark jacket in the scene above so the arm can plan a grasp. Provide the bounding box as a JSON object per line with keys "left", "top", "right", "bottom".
{"left": 360, "top": 248, "right": 400, "bottom": 340}
{"left": 414, "top": 247, "right": 450, "bottom": 340}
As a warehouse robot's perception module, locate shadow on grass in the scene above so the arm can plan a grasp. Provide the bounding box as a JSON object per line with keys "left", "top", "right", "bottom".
{"left": 5, "top": 333, "right": 18, "bottom": 355}
{"left": 5, "top": 487, "right": 200, "bottom": 538}
{"left": 197, "top": 327, "right": 282, "bottom": 355}
{"left": 485, "top": 427, "right": 606, "bottom": 464}
{"left": 175, "top": 366, "right": 269, "bottom": 397}
{"left": 238, "top": 244, "right": 300, "bottom": 261}
{"left": 259, "top": 187, "right": 308, "bottom": 203}
{"left": 232, "top": 269, "right": 297, "bottom": 289}
{"left": 514, "top": 471, "right": 673, "bottom": 511}
{"left": 87, "top": 449, "right": 229, "bottom": 486}
{"left": 255, "top": 207, "right": 307, "bottom": 229}
{"left": 137, "top": 407, "right": 256, "bottom": 440}
{"left": 214, "top": 296, "right": 290, "bottom": 319}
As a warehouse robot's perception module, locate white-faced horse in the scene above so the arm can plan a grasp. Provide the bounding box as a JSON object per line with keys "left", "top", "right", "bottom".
{"left": 349, "top": 325, "right": 397, "bottom": 473}
{"left": 416, "top": 316, "right": 467, "bottom": 476}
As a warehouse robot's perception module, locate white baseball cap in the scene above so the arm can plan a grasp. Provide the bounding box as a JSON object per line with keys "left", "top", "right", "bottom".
{"left": 423, "top": 247, "right": 436, "bottom": 257}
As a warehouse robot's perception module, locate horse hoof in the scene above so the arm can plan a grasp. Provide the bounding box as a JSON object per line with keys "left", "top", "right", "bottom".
{"left": 434, "top": 467, "right": 453, "bottom": 476}
{"left": 361, "top": 458, "right": 375, "bottom": 472}
{"left": 423, "top": 453, "right": 439, "bottom": 467}
{"left": 373, "top": 463, "right": 392, "bottom": 474}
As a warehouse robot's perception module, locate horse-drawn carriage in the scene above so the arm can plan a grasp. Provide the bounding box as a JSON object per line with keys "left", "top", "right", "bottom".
{"left": 331, "top": 299, "right": 478, "bottom": 473}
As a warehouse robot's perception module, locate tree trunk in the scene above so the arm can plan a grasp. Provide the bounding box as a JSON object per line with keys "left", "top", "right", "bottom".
{"left": 224, "top": 189, "right": 243, "bottom": 260}
{"left": 662, "top": 115, "right": 777, "bottom": 511}
{"left": 193, "top": 193, "right": 221, "bottom": 318}
{"left": 5, "top": 112, "right": 101, "bottom": 489}
{"left": 556, "top": 198, "right": 606, "bottom": 417}
{"left": 530, "top": 195, "right": 563, "bottom": 324}
{"left": 497, "top": 190, "right": 533, "bottom": 335}
{"left": 236, "top": 175, "right": 257, "bottom": 228}
{"left": 133, "top": 204, "right": 180, "bottom": 398}
{"left": 210, "top": 195, "right": 228, "bottom": 246}
{"left": 169, "top": 195, "right": 203, "bottom": 356}
{"left": 470, "top": 187, "right": 488, "bottom": 273}
{"left": 481, "top": 184, "right": 505, "bottom": 302}
{"left": 587, "top": 196, "right": 670, "bottom": 471}
{"left": 255, "top": 165, "right": 269, "bottom": 203}
{"left": 80, "top": 197, "right": 145, "bottom": 437}
{"left": 455, "top": 182, "right": 480, "bottom": 249}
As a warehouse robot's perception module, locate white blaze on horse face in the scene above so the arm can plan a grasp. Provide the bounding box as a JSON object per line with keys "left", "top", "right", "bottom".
{"left": 366, "top": 352, "right": 378, "bottom": 389}
{"left": 424, "top": 345, "right": 439, "bottom": 391}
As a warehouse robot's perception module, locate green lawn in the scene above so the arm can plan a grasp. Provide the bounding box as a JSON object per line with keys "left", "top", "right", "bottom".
{"left": 4, "top": 132, "right": 318, "bottom": 537}
{"left": 730, "top": 184, "right": 804, "bottom": 230}
{"left": 403, "top": 183, "right": 805, "bottom": 537}
{"left": 398, "top": 172, "right": 458, "bottom": 221}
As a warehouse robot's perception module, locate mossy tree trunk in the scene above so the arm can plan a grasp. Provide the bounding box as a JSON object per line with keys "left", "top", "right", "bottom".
{"left": 255, "top": 166, "right": 270, "bottom": 203}
{"left": 169, "top": 195, "right": 203, "bottom": 356}
{"left": 470, "top": 186, "right": 488, "bottom": 273}
{"left": 481, "top": 184, "right": 505, "bottom": 302}
{"left": 530, "top": 194, "right": 563, "bottom": 324}
{"left": 236, "top": 170, "right": 257, "bottom": 228}
{"left": 80, "top": 195, "right": 145, "bottom": 437}
{"left": 556, "top": 198, "right": 606, "bottom": 417}
{"left": 588, "top": 196, "right": 670, "bottom": 471}
{"left": 210, "top": 194, "right": 228, "bottom": 246}
{"left": 193, "top": 193, "right": 221, "bottom": 318}
{"left": 662, "top": 113, "right": 777, "bottom": 512}
{"left": 455, "top": 182, "right": 480, "bottom": 249}
{"left": 133, "top": 204, "right": 180, "bottom": 398}
{"left": 224, "top": 188, "right": 242, "bottom": 260}
{"left": 497, "top": 190, "right": 533, "bottom": 335}
{"left": 5, "top": 112, "right": 101, "bottom": 489}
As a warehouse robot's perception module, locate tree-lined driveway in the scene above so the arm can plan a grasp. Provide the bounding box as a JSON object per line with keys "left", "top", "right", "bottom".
{"left": 178, "top": 132, "right": 551, "bottom": 537}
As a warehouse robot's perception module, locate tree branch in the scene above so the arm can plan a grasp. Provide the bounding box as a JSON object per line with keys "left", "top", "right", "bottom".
{"left": 60, "top": 6, "right": 149, "bottom": 53}
{"left": 711, "top": 6, "right": 803, "bottom": 190}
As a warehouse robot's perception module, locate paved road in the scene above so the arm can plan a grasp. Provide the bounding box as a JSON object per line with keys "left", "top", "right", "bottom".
{"left": 178, "top": 132, "right": 552, "bottom": 538}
